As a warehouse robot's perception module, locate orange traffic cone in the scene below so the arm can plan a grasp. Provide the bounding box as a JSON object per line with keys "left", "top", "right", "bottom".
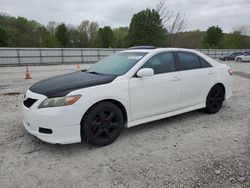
{"left": 25, "top": 66, "right": 32, "bottom": 80}
{"left": 76, "top": 64, "right": 80, "bottom": 70}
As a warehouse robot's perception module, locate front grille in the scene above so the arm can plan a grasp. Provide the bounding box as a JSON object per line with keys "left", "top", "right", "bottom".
{"left": 23, "top": 98, "right": 38, "bottom": 108}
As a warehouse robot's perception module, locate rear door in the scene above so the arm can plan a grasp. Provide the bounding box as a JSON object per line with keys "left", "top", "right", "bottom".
{"left": 175, "top": 51, "right": 215, "bottom": 108}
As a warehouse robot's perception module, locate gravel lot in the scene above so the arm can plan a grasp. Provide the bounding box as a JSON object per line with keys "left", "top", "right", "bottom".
{"left": 0, "top": 61, "right": 249, "bottom": 188}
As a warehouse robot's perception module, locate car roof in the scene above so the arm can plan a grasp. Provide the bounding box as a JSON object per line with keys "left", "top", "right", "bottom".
{"left": 121, "top": 47, "right": 222, "bottom": 68}
{"left": 128, "top": 46, "right": 156, "bottom": 50}
{"left": 122, "top": 47, "right": 199, "bottom": 54}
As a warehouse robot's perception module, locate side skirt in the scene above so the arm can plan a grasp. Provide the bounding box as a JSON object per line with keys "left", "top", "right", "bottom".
{"left": 127, "top": 103, "right": 205, "bottom": 128}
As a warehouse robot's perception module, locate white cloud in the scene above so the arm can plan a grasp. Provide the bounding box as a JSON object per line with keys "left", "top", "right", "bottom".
{"left": 0, "top": 0, "right": 249, "bottom": 32}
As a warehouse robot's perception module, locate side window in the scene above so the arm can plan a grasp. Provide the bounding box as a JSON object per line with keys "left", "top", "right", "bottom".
{"left": 199, "top": 57, "right": 212, "bottom": 68}
{"left": 177, "top": 52, "right": 201, "bottom": 70}
{"left": 141, "top": 52, "right": 176, "bottom": 74}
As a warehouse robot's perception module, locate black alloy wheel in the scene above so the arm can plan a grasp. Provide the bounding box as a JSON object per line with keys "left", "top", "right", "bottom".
{"left": 81, "top": 101, "right": 124, "bottom": 146}
{"left": 205, "top": 85, "right": 224, "bottom": 114}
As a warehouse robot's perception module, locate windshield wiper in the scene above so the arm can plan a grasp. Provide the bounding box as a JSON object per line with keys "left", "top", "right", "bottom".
{"left": 88, "top": 71, "right": 100, "bottom": 74}
{"left": 87, "top": 71, "right": 117, "bottom": 76}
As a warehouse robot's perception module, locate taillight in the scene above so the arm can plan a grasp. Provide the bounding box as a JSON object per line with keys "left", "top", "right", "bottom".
{"left": 228, "top": 68, "right": 233, "bottom": 76}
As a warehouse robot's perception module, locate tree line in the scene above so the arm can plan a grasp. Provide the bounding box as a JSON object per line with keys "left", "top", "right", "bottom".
{"left": 0, "top": 1, "right": 249, "bottom": 49}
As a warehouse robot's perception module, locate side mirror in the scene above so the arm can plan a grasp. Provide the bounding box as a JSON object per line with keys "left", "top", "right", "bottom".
{"left": 137, "top": 68, "right": 154, "bottom": 77}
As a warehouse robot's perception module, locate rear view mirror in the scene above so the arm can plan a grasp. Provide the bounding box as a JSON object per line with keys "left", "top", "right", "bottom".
{"left": 137, "top": 68, "right": 154, "bottom": 77}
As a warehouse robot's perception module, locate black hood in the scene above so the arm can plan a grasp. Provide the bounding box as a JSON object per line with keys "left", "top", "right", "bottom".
{"left": 29, "top": 71, "right": 117, "bottom": 98}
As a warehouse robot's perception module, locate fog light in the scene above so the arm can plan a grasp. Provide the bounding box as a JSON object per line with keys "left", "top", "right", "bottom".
{"left": 39, "top": 127, "right": 53, "bottom": 134}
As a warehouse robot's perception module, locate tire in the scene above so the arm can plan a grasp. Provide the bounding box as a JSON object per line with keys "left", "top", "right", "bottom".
{"left": 81, "top": 101, "right": 124, "bottom": 147}
{"left": 236, "top": 58, "right": 242, "bottom": 62}
{"left": 204, "top": 85, "right": 224, "bottom": 114}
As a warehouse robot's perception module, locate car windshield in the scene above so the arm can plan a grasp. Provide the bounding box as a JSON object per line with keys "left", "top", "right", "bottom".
{"left": 87, "top": 52, "right": 147, "bottom": 76}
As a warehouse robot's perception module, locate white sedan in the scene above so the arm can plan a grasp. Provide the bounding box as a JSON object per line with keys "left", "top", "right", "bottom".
{"left": 22, "top": 47, "right": 233, "bottom": 146}
{"left": 235, "top": 53, "right": 250, "bottom": 62}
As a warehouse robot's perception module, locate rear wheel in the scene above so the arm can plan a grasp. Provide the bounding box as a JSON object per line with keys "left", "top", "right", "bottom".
{"left": 81, "top": 101, "right": 124, "bottom": 146}
{"left": 204, "top": 85, "right": 224, "bottom": 114}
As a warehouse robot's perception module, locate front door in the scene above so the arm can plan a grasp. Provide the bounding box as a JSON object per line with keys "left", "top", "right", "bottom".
{"left": 129, "top": 52, "right": 181, "bottom": 121}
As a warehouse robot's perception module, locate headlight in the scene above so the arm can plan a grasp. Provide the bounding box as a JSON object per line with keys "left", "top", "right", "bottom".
{"left": 39, "top": 95, "right": 81, "bottom": 108}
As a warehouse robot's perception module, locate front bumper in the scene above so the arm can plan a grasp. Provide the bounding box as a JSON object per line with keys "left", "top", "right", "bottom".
{"left": 23, "top": 120, "right": 80, "bottom": 144}
{"left": 22, "top": 90, "right": 82, "bottom": 144}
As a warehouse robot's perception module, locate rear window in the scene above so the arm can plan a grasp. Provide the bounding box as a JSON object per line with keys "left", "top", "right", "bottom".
{"left": 199, "top": 57, "right": 212, "bottom": 68}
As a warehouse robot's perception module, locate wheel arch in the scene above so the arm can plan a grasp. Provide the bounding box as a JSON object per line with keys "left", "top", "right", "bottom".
{"left": 236, "top": 57, "right": 242, "bottom": 61}
{"left": 210, "top": 83, "right": 226, "bottom": 100}
{"left": 80, "top": 99, "right": 128, "bottom": 126}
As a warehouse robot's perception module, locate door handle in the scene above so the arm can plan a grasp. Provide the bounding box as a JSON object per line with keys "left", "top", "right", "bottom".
{"left": 208, "top": 71, "right": 214, "bottom": 75}
{"left": 171, "top": 76, "right": 181, "bottom": 81}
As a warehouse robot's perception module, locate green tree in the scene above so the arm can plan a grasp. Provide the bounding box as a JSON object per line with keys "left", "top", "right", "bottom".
{"left": 77, "top": 20, "right": 99, "bottom": 47}
{"left": 0, "top": 27, "right": 9, "bottom": 46}
{"left": 128, "top": 9, "right": 166, "bottom": 46}
{"left": 42, "top": 35, "right": 60, "bottom": 47}
{"left": 78, "top": 20, "right": 90, "bottom": 47}
{"left": 0, "top": 15, "right": 46, "bottom": 47}
{"left": 98, "top": 26, "right": 114, "bottom": 48}
{"left": 113, "top": 27, "right": 129, "bottom": 48}
{"left": 226, "top": 25, "right": 250, "bottom": 48}
{"left": 42, "top": 22, "right": 60, "bottom": 47}
{"left": 88, "top": 22, "right": 99, "bottom": 47}
{"left": 10, "top": 17, "right": 35, "bottom": 47}
{"left": 204, "top": 26, "right": 224, "bottom": 48}
{"left": 172, "top": 30, "right": 205, "bottom": 48}
{"left": 55, "top": 23, "right": 69, "bottom": 47}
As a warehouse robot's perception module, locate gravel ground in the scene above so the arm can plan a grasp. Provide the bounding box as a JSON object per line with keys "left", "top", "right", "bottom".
{"left": 0, "top": 61, "right": 249, "bottom": 188}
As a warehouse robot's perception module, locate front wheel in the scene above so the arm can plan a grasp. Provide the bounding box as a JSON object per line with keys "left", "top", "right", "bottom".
{"left": 236, "top": 58, "right": 242, "bottom": 62}
{"left": 81, "top": 101, "right": 124, "bottom": 146}
{"left": 204, "top": 85, "right": 224, "bottom": 114}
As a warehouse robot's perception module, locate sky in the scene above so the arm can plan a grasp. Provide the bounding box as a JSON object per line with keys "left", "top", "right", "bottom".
{"left": 0, "top": 0, "right": 250, "bottom": 33}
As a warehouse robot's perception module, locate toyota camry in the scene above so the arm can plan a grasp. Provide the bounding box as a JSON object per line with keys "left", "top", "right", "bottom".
{"left": 22, "top": 47, "right": 233, "bottom": 146}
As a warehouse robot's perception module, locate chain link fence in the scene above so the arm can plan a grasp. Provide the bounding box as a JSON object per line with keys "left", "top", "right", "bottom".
{"left": 0, "top": 48, "right": 249, "bottom": 66}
